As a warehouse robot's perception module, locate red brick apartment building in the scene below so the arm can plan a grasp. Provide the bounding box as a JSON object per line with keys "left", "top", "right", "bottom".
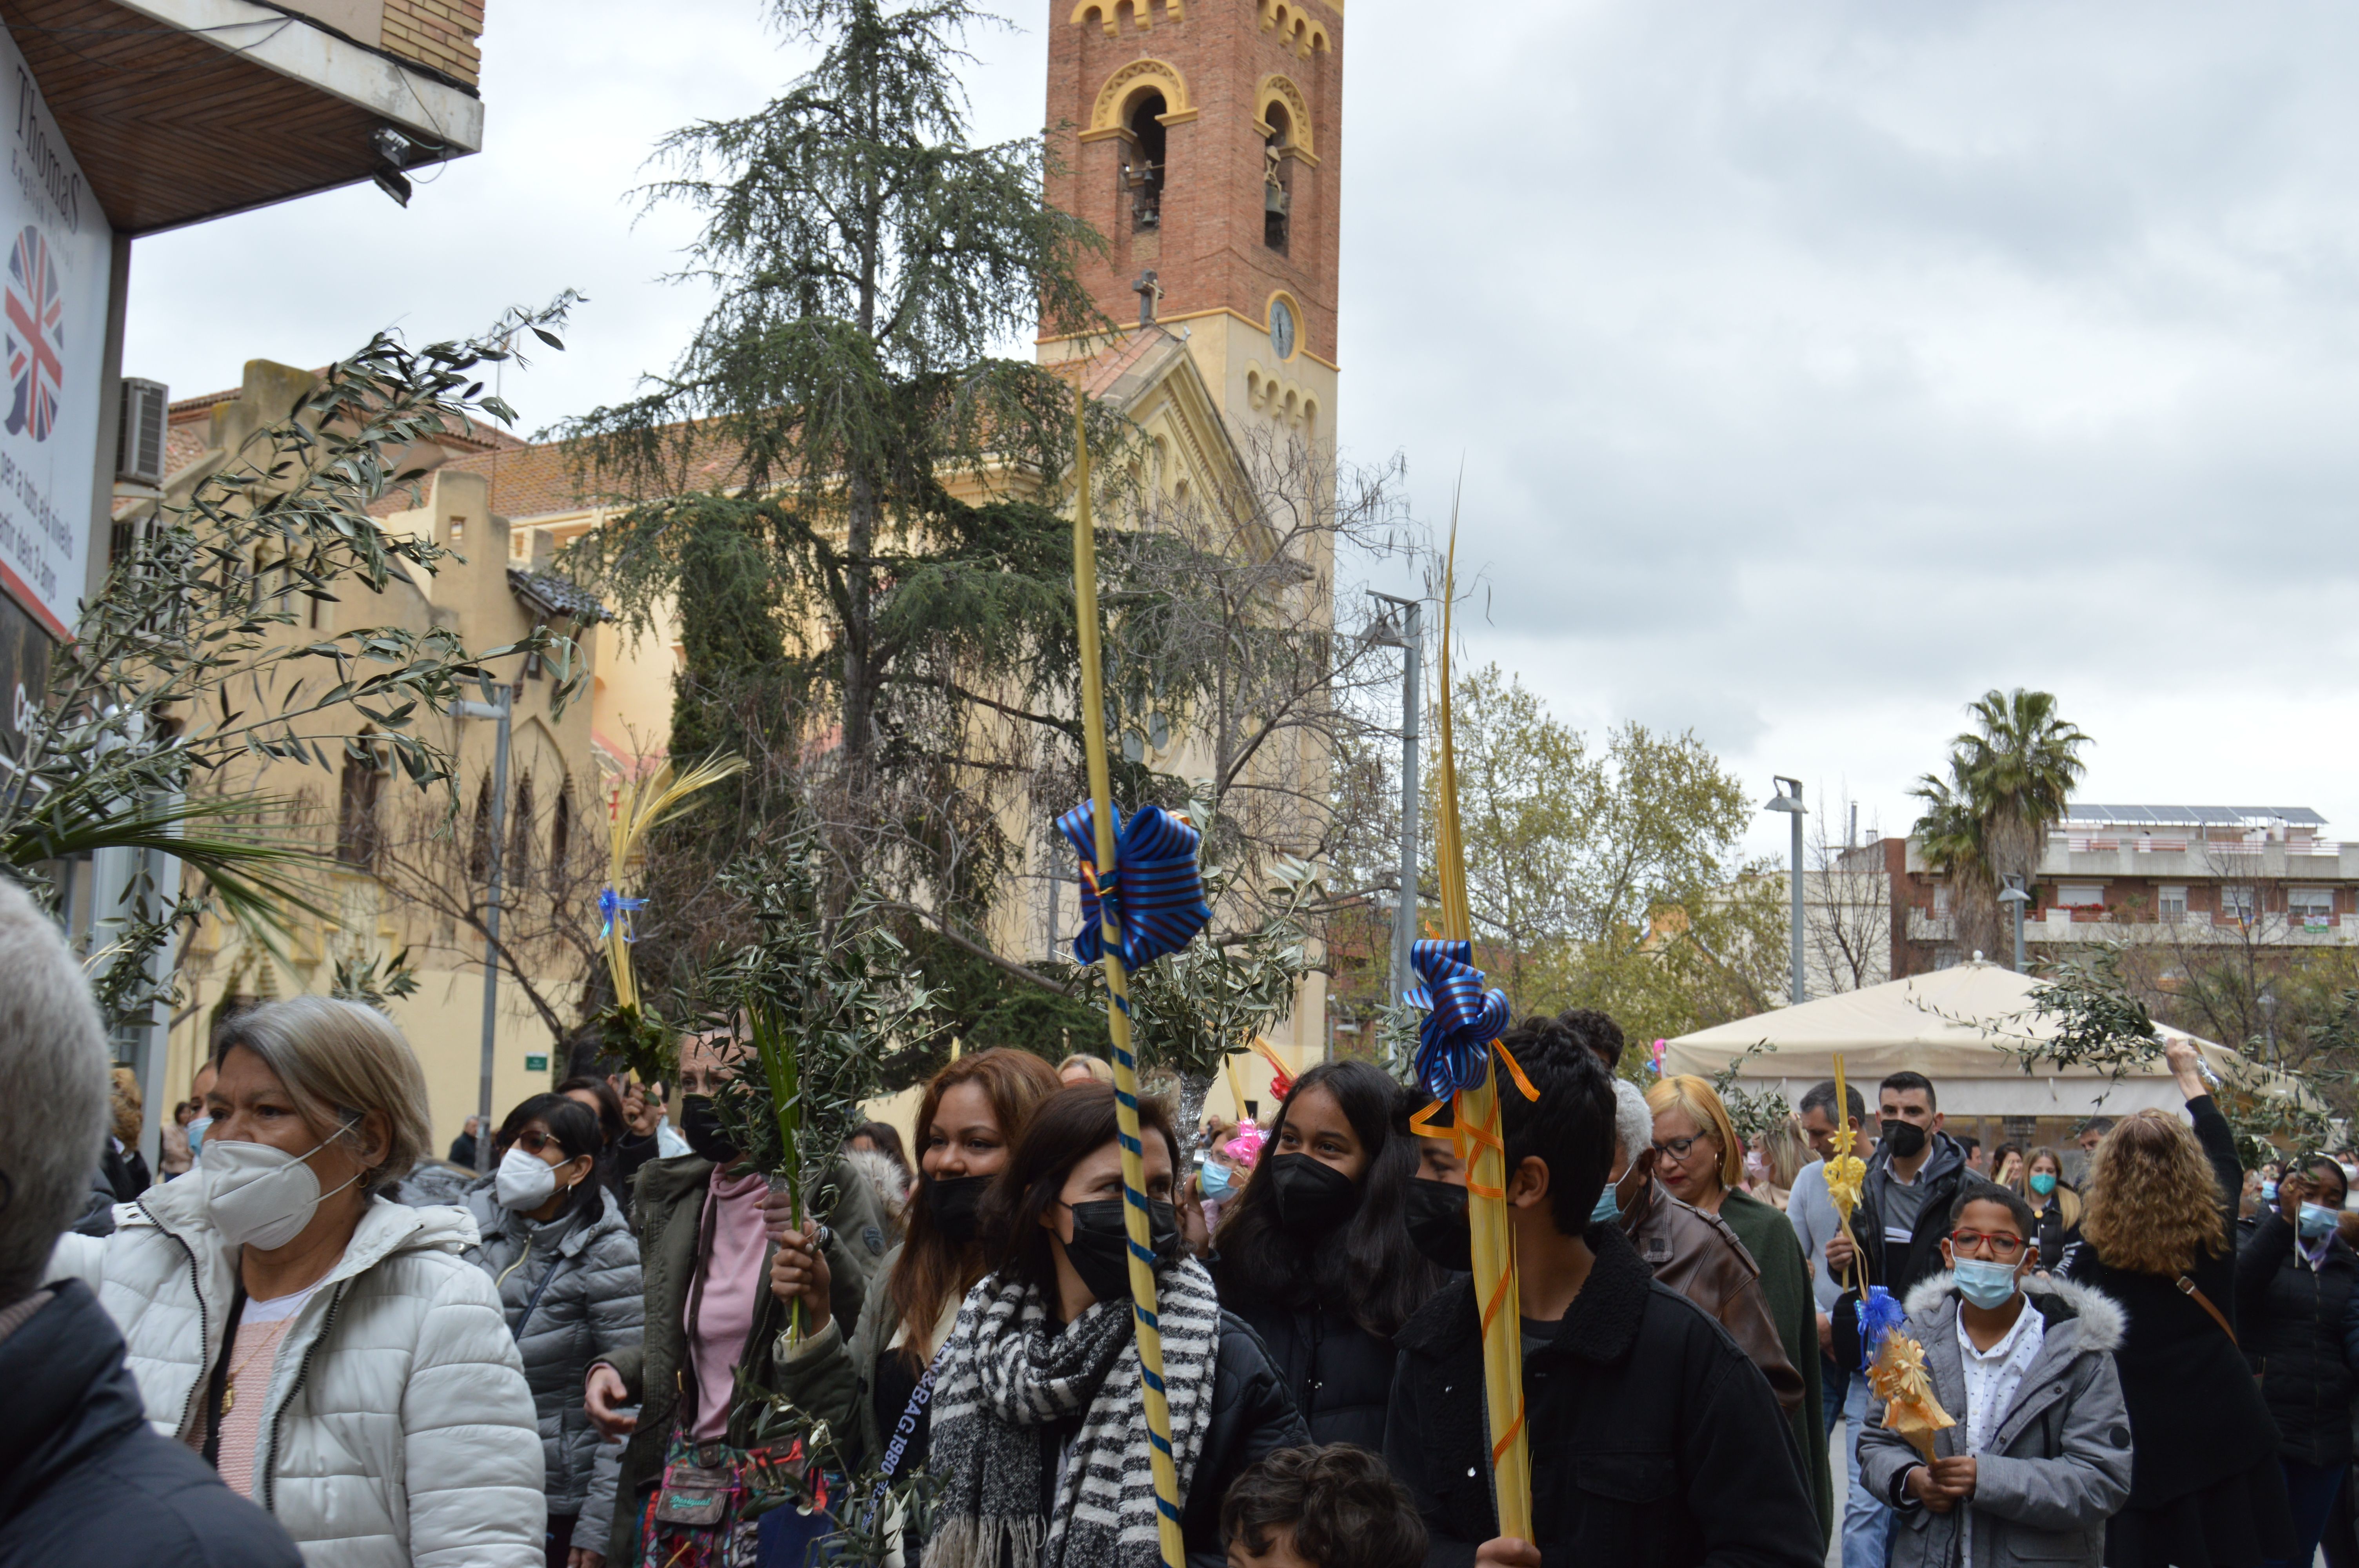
{"left": 1857, "top": 805, "right": 2359, "bottom": 978}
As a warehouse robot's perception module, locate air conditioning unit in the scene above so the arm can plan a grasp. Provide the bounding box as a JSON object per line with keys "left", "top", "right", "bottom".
{"left": 116, "top": 377, "right": 169, "bottom": 486}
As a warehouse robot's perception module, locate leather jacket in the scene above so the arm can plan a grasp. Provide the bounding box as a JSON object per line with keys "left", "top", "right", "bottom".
{"left": 1621, "top": 1178, "right": 1805, "bottom": 1414}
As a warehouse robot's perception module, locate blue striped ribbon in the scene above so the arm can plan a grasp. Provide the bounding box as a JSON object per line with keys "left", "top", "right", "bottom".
{"left": 1056, "top": 801, "right": 1213, "bottom": 969}
{"left": 1402, "top": 938, "right": 1512, "bottom": 1102}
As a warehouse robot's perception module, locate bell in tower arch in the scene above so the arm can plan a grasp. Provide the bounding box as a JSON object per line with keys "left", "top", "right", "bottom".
{"left": 1262, "top": 103, "right": 1294, "bottom": 253}
{"left": 1123, "top": 92, "right": 1167, "bottom": 230}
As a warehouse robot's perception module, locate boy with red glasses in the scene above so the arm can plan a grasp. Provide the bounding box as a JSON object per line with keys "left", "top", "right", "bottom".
{"left": 1859, "top": 1180, "right": 2135, "bottom": 1568}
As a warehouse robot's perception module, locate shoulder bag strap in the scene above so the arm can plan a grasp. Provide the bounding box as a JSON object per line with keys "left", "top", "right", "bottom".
{"left": 512, "top": 1249, "right": 575, "bottom": 1343}
{"left": 2177, "top": 1274, "right": 2237, "bottom": 1345}
{"left": 677, "top": 1184, "right": 722, "bottom": 1436}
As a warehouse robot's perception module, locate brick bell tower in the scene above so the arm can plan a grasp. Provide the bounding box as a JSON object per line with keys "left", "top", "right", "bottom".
{"left": 1041, "top": 0, "right": 1342, "bottom": 445}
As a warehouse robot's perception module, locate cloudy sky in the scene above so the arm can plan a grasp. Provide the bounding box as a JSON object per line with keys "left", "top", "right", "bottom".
{"left": 126, "top": 1, "right": 2359, "bottom": 862}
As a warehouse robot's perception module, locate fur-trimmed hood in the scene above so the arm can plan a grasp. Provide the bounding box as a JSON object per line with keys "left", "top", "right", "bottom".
{"left": 843, "top": 1147, "right": 909, "bottom": 1231}
{"left": 1903, "top": 1268, "right": 2126, "bottom": 1355}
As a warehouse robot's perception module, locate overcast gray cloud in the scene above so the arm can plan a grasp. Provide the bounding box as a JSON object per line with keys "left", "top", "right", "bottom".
{"left": 127, "top": 0, "right": 2359, "bottom": 862}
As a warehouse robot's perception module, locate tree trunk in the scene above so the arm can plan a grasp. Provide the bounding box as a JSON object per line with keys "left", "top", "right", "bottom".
{"left": 842, "top": 468, "right": 876, "bottom": 762}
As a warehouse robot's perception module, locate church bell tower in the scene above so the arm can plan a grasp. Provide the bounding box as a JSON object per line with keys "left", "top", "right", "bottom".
{"left": 1040, "top": 0, "right": 1343, "bottom": 443}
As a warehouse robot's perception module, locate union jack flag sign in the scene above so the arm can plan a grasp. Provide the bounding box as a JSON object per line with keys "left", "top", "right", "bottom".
{"left": 5, "top": 224, "right": 64, "bottom": 442}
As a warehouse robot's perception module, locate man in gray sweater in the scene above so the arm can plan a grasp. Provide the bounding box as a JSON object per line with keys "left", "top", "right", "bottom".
{"left": 1790, "top": 1077, "right": 1880, "bottom": 1568}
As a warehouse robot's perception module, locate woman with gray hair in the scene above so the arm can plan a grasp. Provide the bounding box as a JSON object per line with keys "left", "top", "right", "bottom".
{"left": 48, "top": 995, "right": 544, "bottom": 1567}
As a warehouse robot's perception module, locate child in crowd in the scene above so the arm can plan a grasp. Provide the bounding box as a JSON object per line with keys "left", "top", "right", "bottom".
{"left": 1859, "top": 1180, "right": 2134, "bottom": 1568}
{"left": 1221, "top": 1445, "right": 1427, "bottom": 1568}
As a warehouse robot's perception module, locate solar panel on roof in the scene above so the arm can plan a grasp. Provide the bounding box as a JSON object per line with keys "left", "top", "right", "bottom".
{"left": 2060, "top": 804, "right": 2328, "bottom": 829}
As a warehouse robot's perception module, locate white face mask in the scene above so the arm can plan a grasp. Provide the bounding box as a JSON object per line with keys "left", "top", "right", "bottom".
{"left": 495, "top": 1145, "right": 564, "bottom": 1211}
{"left": 201, "top": 1134, "right": 358, "bottom": 1251}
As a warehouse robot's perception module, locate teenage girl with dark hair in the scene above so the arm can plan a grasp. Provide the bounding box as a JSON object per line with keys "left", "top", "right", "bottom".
{"left": 465, "top": 1092, "right": 644, "bottom": 1568}
{"left": 767, "top": 1046, "right": 1064, "bottom": 1524}
{"left": 1209, "top": 1060, "right": 1446, "bottom": 1449}
{"left": 919, "top": 1081, "right": 1307, "bottom": 1568}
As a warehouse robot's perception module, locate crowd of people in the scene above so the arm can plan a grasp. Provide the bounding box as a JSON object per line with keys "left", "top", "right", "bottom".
{"left": 2, "top": 857, "right": 2354, "bottom": 1567}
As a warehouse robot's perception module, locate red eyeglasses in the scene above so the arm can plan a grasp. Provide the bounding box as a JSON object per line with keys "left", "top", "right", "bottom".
{"left": 1948, "top": 1229, "right": 2027, "bottom": 1260}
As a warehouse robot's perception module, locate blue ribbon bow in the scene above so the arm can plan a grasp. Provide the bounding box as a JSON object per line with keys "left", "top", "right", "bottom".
{"left": 1056, "top": 801, "right": 1212, "bottom": 969}
{"left": 598, "top": 887, "right": 648, "bottom": 942}
{"left": 1855, "top": 1284, "right": 1907, "bottom": 1372}
{"left": 1402, "top": 939, "right": 1512, "bottom": 1102}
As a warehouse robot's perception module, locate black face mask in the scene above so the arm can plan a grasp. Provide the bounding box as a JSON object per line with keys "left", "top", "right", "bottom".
{"left": 1061, "top": 1196, "right": 1179, "bottom": 1307}
{"left": 927, "top": 1174, "right": 990, "bottom": 1246}
{"left": 680, "top": 1095, "right": 739, "bottom": 1165}
{"left": 1880, "top": 1118, "right": 1928, "bottom": 1159}
{"left": 1269, "top": 1153, "right": 1360, "bottom": 1236}
{"left": 1405, "top": 1178, "right": 1472, "bottom": 1273}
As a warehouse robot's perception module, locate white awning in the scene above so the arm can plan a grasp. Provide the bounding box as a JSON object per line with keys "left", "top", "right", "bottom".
{"left": 1663, "top": 960, "right": 2246, "bottom": 1120}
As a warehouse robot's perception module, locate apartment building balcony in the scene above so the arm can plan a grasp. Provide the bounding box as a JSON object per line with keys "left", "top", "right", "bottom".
{"left": 1908, "top": 909, "right": 1955, "bottom": 943}
{"left": 2024, "top": 907, "right": 2359, "bottom": 946}
{"left": 2034, "top": 837, "right": 2359, "bottom": 881}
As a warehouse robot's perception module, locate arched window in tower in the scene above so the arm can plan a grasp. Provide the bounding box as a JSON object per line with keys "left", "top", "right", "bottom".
{"left": 1263, "top": 102, "right": 1293, "bottom": 253}
{"left": 1124, "top": 91, "right": 1167, "bottom": 229}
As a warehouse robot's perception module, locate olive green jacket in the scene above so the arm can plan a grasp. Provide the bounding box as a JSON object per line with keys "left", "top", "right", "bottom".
{"left": 1723, "top": 1187, "right": 1834, "bottom": 1543}
{"left": 593, "top": 1155, "right": 891, "bottom": 1563}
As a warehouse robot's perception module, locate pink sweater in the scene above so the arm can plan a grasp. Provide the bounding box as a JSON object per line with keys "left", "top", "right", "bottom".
{"left": 685, "top": 1167, "right": 771, "bottom": 1441}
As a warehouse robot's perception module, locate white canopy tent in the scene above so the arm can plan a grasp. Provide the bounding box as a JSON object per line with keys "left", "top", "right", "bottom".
{"left": 1663, "top": 960, "right": 2243, "bottom": 1120}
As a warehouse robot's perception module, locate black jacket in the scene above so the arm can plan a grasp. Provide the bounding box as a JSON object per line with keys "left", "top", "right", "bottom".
{"left": 1858, "top": 1132, "right": 1970, "bottom": 1297}
{"left": 1383, "top": 1223, "right": 1822, "bottom": 1568}
{"left": 2030, "top": 1188, "right": 2082, "bottom": 1276}
{"left": 0, "top": 1281, "right": 304, "bottom": 1568}
{"left": 1830, "top": 1133, "right": 1971, "bottom": 1371}
{"left": 1223, "top": 1290, "right": 1400, "bottom": 1452}
{"left": 1183, "top": 1311, "right": 1313, "bottom": 1562}
{"left": 100, "top": 1144, "right": 149, "bottom": 1203}
{"left": 2066, "top": 1096, "right": 2283, "bottom": 1509}
{"left": 2235, "top": 1208, "right": 2359, "bottom": 1467}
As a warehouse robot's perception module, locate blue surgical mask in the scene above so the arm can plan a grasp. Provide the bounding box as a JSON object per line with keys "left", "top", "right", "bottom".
{"left": 2261, "top": 1180, "right": 2279, "bottom": 1203}
{"left": 1953, "top": 1257, "right": 2021, "bottom": 1310}
{"left": 1199, "top": 1160, "right": 1232, "bottom": 1201}
{"left": 1590, "top": 1183, "right": 1621, "bottom": 1227}
{"left": 186, "top": 1116, "right": 211, "bottom": 1159}
{"left": 2299, "top": 1202, "right": 2339, "bottom": 1241}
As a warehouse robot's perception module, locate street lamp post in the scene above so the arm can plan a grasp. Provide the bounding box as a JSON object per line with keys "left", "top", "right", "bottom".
{"left": 1764, "top": 777, "right": 1807, "bottom": 1005}
{"left": 451, "top": 684, "right": 513, "bottom": 1149}
{"left": 1998, "top": 876, "right": 2030, "bottom": 973}
{"left": 1366, "top": 592, "right": 1423, "bottom": 1005}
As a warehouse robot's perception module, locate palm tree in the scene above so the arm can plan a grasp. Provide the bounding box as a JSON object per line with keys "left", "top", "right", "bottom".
{"left": 1911, "top": 689, "right": 2091, "bottom": 965}
{"left": 1911, "top": 768, "right": 1999, "bottom": 960}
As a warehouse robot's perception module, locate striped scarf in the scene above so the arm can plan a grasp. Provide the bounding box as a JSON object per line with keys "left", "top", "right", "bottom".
{"left": 920, "top": 1256, "right": 1223, "bottom": 1568}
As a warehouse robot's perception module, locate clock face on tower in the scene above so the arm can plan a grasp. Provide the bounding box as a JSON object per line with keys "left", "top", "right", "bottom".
{"left": 1269, "top": 296, "right": 1298, "bottom": 360}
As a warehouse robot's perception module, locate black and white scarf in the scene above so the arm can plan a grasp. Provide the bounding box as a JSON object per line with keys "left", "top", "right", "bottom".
{"left": 920, "top": 1255, "right": 1223, "bottom": 1568}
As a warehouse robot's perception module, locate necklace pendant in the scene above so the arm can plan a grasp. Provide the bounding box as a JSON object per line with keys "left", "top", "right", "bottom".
{"left": 220, "top": 1384, "right": 234, "bottom": 1415}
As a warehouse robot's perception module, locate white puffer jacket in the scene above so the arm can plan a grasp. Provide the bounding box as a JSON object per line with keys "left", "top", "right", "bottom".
{"left": 47, "top": 1173, "right": 543, "bottom": 1568}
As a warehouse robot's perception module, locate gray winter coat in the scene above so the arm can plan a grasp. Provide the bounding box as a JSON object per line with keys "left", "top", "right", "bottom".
{"left": 463, "top": 1183, "right": 643, "bottom": 1546}
{"left": 1859, "top": 1272, "right": 2135, "bottom": 1568}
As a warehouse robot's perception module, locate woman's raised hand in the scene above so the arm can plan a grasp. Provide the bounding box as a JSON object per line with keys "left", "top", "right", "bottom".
{"left": 2164, "top": 1039, "right": 2210, "bottom": 1100}
{"left": 768, "top": 1219, "right": 834, "bottom": 1335}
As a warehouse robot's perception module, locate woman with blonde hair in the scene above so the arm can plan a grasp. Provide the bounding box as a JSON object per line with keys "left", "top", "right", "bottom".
{"left": 2065, "top": 1040, "right": 2294, "bottom": 1568}
{"left": 2015, "top": 1144, "right": 2084, "bottom": 1271}
{"left": 49, "top": 996, "right": 544, "bottom": 1566}
{"left": 1649, "top": 1073, "right": 1831, "bottom": 1537}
